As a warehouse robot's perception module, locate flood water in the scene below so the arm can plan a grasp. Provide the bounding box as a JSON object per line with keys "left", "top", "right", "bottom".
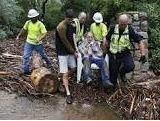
{"left": 0, "top": 91, "right": 119, "bottom": 120}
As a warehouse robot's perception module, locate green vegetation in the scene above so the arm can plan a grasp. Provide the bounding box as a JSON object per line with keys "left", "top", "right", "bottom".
{"left": 0, "top": 0, "right": 160, "bottom": 70}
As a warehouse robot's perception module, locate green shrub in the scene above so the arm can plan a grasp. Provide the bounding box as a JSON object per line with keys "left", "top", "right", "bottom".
{"left": 0, "top": 29, "right": 7, "bottom": 40}
{"left": 0, "top": 0, "right": 24, "bottom": 38}
{"left": 44, "top": 1, "right": 63, "bottom": 29}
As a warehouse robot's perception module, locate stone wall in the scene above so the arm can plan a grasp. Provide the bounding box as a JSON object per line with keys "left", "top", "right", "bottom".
{"left": 126, "top": 12, "right": 149, "bottom": 72}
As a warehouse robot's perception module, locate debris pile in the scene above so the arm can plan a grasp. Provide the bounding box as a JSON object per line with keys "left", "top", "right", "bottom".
{"left": 0, "top": 32, "right": 160, "bottom": 119}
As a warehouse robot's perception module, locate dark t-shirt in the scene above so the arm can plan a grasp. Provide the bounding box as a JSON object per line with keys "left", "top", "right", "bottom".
{"left": 56, "top": 24, "right": 76, "bottom": 55}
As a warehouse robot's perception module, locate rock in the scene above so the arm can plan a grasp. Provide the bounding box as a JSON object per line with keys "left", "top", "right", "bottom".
{"left": 138, "top": 32, "right": 148, "bottom": 39}
{"left": 126, "top": 72, "right": 134, "bottom": 80}
{"left": 140, "top": 21, "right": 148, "bottom": 32}
{"left": 133, "top": 13, "right": 139, "bottom": 21}
{"left": 139, "top": 12, "right": 147, "bottom": 18}
{"left": 132, "top": 21, "right": 140, "bottom": 26}
{"left": 134, "top": 61, "right": 141, "bottom": 71}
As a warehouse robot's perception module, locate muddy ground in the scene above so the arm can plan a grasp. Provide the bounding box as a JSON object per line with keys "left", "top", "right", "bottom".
{"left": 0, "top": 31, "right": 160, "bottom": 120}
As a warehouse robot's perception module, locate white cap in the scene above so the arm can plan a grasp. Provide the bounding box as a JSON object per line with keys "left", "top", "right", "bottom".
{"left": 93, "top": 12, "right": 103, "bottom": 23}
{"left": 28, "top": 9, "right": 39, "bottom": 18}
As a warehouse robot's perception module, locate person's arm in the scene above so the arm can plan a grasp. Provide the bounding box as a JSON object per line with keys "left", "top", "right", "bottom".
{"left": 37, "top": 22, "right": 47, "bottom": 42}
{"left": 16, "top": 21, "right": 29, "bottom": 40}
{"left": 90, "top": 24, "right": 94, "bottom": 36}
{"left": 129, "top": 26, "right": 145, "bottom": 55}
{"left": 129, "top": 26, "right": 146, "bottom": 63}
{"left": 37, "top": 32, "right": 47, "bottom": 42}
{"left": 16, "top": 28, "right": 27, "bottom": 40}
{"left": 139, "top": 40, "right": 145, "bottom": 56}
{"left": 57, "top": 25, "right": 75, "bottom": 54}
{"left": 102, "top": 23, "right": 108, "bottom": 40}
{"left": 102, "top": 26, "right": 114, "bottom": 53}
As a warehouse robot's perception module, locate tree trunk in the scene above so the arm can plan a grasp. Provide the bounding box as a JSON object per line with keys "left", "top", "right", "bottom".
{"left": 41, "top": 0, "right": 49, "bottom": 21}
{"left": 30, "top": 67, "right": 59, "bottom": 93}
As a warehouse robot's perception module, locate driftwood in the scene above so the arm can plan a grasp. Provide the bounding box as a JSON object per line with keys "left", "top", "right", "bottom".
{"left": 30, "top": 67, "right": 59, "bottom": 93}
{"left": 1, "top": 32, "right": 160, "bottom": 120}
{"left": 0, "top": 71, "right": 12, "bottom": 75}
{"left": 129, "top": 95, "right": 136, "bottom": 114}
{"left": 2, "top": 53, "right": 22, "bottom": 59}
{"left": 132, "top": 79, "right": 160, "bottom": 86}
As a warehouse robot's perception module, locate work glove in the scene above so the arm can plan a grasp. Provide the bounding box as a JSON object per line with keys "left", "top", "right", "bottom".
{"left": 139, "top": 55, "right": 146, "bottom": 64}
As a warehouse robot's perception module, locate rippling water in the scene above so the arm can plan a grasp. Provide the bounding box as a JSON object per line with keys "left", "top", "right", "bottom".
{"left": 0, "top": 91, "right": 119, "bottom": 120}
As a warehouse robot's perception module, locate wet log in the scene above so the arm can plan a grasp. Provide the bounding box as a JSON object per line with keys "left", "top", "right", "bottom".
{"left": 30, "top": 67, "right": 59, "bottom": 93}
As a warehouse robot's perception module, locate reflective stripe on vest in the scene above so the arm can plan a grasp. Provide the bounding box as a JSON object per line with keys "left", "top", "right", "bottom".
{"left": 109, "top": 24, "right": 130, "bottom": 54}
{"left": 73, "top": 18, "right": 84, "bottom": 42}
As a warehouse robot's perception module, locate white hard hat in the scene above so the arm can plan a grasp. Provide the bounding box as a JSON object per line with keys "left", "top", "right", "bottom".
{"left": 93, "top": 12, "right": 103, "bottom": 23}
{"left": 28, "top": 9, "right": 39, "bottom": 18}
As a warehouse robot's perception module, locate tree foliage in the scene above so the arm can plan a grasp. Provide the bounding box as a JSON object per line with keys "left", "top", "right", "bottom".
{"left": 0, "top": 0, "right": 23, "bottom": 39}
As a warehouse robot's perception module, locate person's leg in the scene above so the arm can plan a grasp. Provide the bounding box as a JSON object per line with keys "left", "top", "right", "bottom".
{"left": 82, "top": 56, "right": 92, "bottom": 83}
{"left": 92, "top": 57, "right": 113, "bottom": 87}
{"left": 58, "top": 55, "right": 72, "bottom": 104}
{"left": 22, "top": 42, "right": 34, "bottom": 74}
{"left": 109, "top": 54, "right": 119, "bottom": 86}
{"left": 119, "top": 52, "right": 135, "bottom": 81}
{"left": 35, "top": 44, "right": 52, "bottom": 68}
{"left": 68, "top": 55, "right": 76, "bottom": 79}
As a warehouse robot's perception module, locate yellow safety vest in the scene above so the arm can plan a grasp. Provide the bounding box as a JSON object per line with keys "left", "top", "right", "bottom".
{"left": 109, "top": 25, "right": 130, "bottom": 54}
{"left": 90, "top": 23, "right": 107, "bottom": 42}
{"left": 73, "top": 18, "right": 84, "bottom": 42}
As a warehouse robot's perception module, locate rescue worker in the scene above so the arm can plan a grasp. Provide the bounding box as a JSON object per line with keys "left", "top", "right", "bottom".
{"left": 72, "top": 12, "right": 87, "bottom": 83}
{"left": 55, "top": 9, "right": 77, "bottom": 104}
{"left": 79, "top": 32, "right": 113, "bottom": 87}
{"left": 90, "top": 12, "right": 107, "bottom": 44}
{"left": 73, "top": 12, "right": 87, "bottom": 45}
{"left": 16, "top": 9, "right": 52, "bottom": 75}
{"left": 104, "top": 14, "right": 146, "bottom": 86}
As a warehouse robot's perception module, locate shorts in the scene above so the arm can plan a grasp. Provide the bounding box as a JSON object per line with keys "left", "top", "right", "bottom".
{"left": 58, "top": 55, "right": 76, "bottom": 73}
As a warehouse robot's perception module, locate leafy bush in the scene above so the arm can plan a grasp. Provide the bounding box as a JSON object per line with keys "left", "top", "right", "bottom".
{"left": 44, "top": 1, "right": 63, "bottom": 29}
{"left": 0, "top": 29, "right": 7, "bottom": 40}
{"left": 0, "top": 0, "right": 23, "bottom": 38}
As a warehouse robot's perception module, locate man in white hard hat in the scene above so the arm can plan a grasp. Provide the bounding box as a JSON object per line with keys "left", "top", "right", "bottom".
{"left": 90, "top": 12, "right": 108, "bottom": 43}
{"left": 16, "top": 9, "right": 52, "bottom": 75}
{"left": 104, "top": 14, "right": 146, "bottom": 86}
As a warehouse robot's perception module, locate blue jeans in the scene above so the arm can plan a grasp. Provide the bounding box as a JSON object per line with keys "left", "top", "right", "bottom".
{"left": 22, "top": 42, "right": 51, "bottom": 73}
{"left": 82, "top": 56, "right": 109, "bottom": 82}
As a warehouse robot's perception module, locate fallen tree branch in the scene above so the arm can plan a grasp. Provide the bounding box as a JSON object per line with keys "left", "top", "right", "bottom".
{"left": 132, "top": 79, "right": 160, "bottom": 86}
{"left": 2, "top": 53, "right": 22, "bottom": 59}
{"left": 129, "top": 95, "right": 136, "bottom": 114}
{"left": 0, "top": 71, "right": 13, "bottom": 75}
{"left": 108, "top": 90, "right": 119, "bottom": 102}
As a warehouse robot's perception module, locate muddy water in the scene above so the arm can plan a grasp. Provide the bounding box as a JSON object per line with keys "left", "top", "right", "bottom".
{"left": 0, "top": 91, "right": 119, "bottom": 120}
